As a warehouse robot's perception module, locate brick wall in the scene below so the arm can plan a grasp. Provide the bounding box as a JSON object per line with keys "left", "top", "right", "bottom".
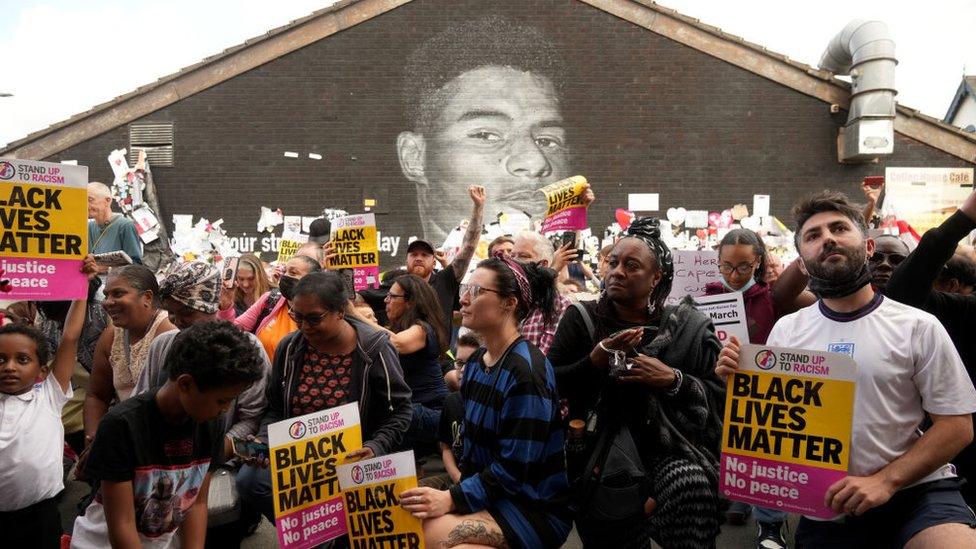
{"left": 47, "top": 0, "right": 973, "bottom": 266}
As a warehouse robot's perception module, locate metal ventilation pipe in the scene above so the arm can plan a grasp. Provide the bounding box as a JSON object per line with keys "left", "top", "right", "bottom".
{"left": 819, "top": 20, "right": 897, "bottom": 162}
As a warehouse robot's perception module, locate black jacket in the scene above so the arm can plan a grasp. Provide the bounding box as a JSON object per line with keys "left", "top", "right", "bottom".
{"left": 260, "top": 316, "right": 413, "bottom": 456}
{"left": 885, "top": 210, "right": 976, "bottom": 378}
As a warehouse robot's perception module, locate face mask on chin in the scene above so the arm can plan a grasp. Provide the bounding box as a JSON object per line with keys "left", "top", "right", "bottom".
{"left": 804, "top": 245, "right": 873, "bottom": 299}
{"left": 278, "top": 275, "right": 300, "bottom": 301}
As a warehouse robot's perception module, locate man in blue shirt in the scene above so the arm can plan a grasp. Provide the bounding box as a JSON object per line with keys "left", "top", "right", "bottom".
{"left": 87, "top": 182, "right": 142, "bottom": 264}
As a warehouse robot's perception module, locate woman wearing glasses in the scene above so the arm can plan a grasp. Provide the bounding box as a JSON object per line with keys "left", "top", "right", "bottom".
{"left": 704, "top": 228, "right": 815, "bottom": 347}
{"left": 382, "top": 274, "right": 450, "bottom": 452}
{"left": 703, "top": 228, "right": 814, "bottom": 545}
{"left": 399, "top": 256, "right": 573, "bottom": 548}
{"left": 236, "top": 271, "right": 413, "bottom": 523}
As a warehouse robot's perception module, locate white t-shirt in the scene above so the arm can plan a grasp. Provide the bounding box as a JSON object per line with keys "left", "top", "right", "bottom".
{"left": 0, "top": 376, "right": 72, "bottom": 511}
{"left": 768, "top": 294, "right": 976, "bottom": 484}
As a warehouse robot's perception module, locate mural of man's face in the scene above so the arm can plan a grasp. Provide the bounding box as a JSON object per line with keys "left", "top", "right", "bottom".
{"left": 398, "top": 65, "right": 572, "bottom": 243}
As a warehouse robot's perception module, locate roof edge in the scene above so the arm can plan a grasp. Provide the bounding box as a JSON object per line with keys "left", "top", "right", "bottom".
{"left": 3, "top": 0, "right": 974, "bottom": 164}
{"left": 1, "top": 0, "right": 412, "bottom": 159}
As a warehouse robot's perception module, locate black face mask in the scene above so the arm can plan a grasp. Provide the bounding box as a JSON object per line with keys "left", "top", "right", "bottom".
{"left": 279, "top": 275, "right": 300, "bottom": 301}
{"left": 806, "top": 261, "right": 873, "bottom": 299}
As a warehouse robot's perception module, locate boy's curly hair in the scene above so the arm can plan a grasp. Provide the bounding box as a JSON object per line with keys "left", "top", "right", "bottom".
{"left": 167, "top": 321, "right": 263, "bottom": 391}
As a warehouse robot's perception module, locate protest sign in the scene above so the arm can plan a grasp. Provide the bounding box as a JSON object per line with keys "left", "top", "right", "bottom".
{"left": 0, "top": 158, "right": 88, "bottom": 300}
{"left": 337, "top": 451, "right": 425, "bottom": 549}
{"left": 539, "top": 175, "right": 588, "bottom": 233}
{"left": 884, "top": 167, "right": 974, "bottom": 234}
{"left": 269, "top": 403, "right": 363, "bottom": 549}
{"left": 666, "top": 250, "right": 722, "bottom": 305}
{"left": 328, "top": 214, "right": 380, "bottom": 290}
{"left": 720, "top": 343, "right": 856, "bottom": 518}
{"left": 278, "top": 233, "right": 310, "bottom": 264}
{"left": 693, "top": 293, "right": 748, "bottom": 344}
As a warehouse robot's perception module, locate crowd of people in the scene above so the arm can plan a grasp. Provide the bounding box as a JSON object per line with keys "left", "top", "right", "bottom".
{"left": 3, "top": 178, "right": 976, "bottom": 549}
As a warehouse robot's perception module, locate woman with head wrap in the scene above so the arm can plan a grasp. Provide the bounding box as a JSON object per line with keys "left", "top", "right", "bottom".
{"left": 399, "top": 256, "right": 572, "bottom": 548}
{"left": 548, "top": 217, "right": 725, "bottom": 548}
{"left": 133, "top": 261, "right": 271, "bottom": 455}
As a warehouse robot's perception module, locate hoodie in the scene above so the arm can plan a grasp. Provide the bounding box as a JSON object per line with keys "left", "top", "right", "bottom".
{"left": 260, "top": 316, "right": 413, "bottom": 457}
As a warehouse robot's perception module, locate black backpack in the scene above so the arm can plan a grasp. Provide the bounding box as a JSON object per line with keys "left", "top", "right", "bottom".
{"left": 571, "top": 302, "right": 651, "bottom": 523}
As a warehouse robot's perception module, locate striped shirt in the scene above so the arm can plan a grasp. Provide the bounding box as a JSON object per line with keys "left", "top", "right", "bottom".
{"left": 450, "top": 338, "right": 572, "bottom": 548}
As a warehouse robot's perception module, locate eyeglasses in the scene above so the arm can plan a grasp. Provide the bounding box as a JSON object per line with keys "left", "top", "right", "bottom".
{"left": 868, "top": 252, "right": 906, "bottom": 266}
{"left": 287, "top": 310, "right": 330, "bottom": 326}
{"left": 459, "top": 283, "right": 501, "bottom": 300}
{"left": 718, "top": 261, "right": 758, "bottom": 276}
{"left": 384, "top": 292, "right": 406, "bottom": 301}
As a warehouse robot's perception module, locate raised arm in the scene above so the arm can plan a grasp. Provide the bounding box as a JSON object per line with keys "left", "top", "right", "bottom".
{"left": 450, "top": 185, "right": 486, "bottom": 282}
{"left": 886, "top": 189, "right": 976, "bottom": 306}
{"left": 51, "top": 299, "right": 87, "bottom": 393}
{"left": 770, "top": 258, "right": 816, "bottom": 316}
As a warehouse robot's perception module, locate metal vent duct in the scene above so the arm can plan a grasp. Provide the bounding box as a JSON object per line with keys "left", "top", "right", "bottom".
{"left": 819, "top": 20, "right": 897, "bottom": 162}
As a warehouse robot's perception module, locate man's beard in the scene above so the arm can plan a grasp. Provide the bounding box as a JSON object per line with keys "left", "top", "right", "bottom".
{"left": 803, "top": 242, "right": 873, "bottom": 299}
{"left": 408, "top": 264, "right": 430, "bottom": 278}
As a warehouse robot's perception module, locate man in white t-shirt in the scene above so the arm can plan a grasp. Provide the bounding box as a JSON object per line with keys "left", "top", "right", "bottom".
{"left": 717, "top": 190, "right": 976, "bottom": 548}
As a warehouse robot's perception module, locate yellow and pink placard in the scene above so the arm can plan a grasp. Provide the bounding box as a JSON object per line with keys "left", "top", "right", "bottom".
{"left": 0, "top": 158, "right": 88, "bottom": 300}
{"left": 269, "top": 403, "right": 363, "bottom": 548}
{"left": 540, "top": 175, "right": 588, "bottom": 233}
{"left": 720, "top": 344, "right": 857, "bottom": 519}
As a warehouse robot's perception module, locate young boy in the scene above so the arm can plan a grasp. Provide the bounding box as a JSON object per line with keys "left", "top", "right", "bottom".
{"left": 71, "top": 321, "right": 264, "bottom": 548}
{"left": 0, "top": 300, "right": 85, "bottom": 548}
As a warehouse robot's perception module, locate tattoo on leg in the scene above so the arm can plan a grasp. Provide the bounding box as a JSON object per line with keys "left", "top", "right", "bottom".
{"left": 442, "top": 519, "right": 510, "bottom": 548}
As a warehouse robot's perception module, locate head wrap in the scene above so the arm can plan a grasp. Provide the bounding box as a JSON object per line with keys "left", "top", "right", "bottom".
{"left": 623, "top": 217, "right": 675, "bottom": 299}
{"left": 495, "top": 253, "right": 533, "bottom": 309}
{"left": 158, "top": 261, "right": 221, "bottom": 314}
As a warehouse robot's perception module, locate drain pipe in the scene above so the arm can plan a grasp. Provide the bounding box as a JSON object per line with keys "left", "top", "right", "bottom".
{"left": 818, "top": 20, "right": 897, "bottom": 162}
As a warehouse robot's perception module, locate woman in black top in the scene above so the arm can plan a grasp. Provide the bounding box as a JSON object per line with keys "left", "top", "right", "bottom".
{"left": 236, "top": 271, "right": 413, "bottom": 522}
{"left": 548, "top": 217, "right": 725, "bottom": 549}
{"left": 383, "top": 274, "right": 450, "bottom": 452}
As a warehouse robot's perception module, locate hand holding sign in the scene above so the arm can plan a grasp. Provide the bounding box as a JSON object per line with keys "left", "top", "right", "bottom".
{"left": 346, "top": 446, "right": 375, "bottom": 462}
{"left": 825, "top": 474, "right": 896, "bottom": 517}
{"left": 400, "top": 486, "right": 454, "bottom": 520}
{"left": 715, "top": 336, "right": 742, "bottom": 382}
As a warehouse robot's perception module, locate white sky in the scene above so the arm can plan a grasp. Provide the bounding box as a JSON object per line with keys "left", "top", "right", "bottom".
{"left": 1, "top": 0, "right": 974, "bottom": 148}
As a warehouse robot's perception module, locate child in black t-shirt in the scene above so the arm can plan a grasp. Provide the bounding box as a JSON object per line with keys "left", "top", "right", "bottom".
{"left": 71, "top": 321, "right": 264, "bottom": 548}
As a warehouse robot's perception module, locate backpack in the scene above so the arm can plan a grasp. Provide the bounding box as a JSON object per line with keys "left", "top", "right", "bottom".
{"left": 571, "top": 302, "right": 651, "bottom": 523}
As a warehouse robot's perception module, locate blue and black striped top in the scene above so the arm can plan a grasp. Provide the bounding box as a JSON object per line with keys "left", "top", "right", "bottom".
{"left": 449, "top": 338, "right": 572, "bottom": 548}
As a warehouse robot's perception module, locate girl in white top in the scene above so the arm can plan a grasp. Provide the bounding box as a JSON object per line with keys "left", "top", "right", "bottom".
{"left": 0, "top": 299, "right": 87, "bottom": 548}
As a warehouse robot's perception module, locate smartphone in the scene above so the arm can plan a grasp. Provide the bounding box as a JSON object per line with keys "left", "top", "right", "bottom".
{"left": 561, "top": 231, "right": 584, "bottom": 261}
{"left": 232, "top": 438, "right": 269, "bottom": 458}
{"left": 221, "top": 256, "right": 240, "bottom": 289}
{"left": 863, "top": 176, "right": 884, "bottom": 189}
{"left": 561, "top": 231, "right": 578, "bottom": 249}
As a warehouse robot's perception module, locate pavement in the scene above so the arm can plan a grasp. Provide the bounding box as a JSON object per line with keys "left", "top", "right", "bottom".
{"left": 59, "top": 477, "right": 798, "bottom": 548}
